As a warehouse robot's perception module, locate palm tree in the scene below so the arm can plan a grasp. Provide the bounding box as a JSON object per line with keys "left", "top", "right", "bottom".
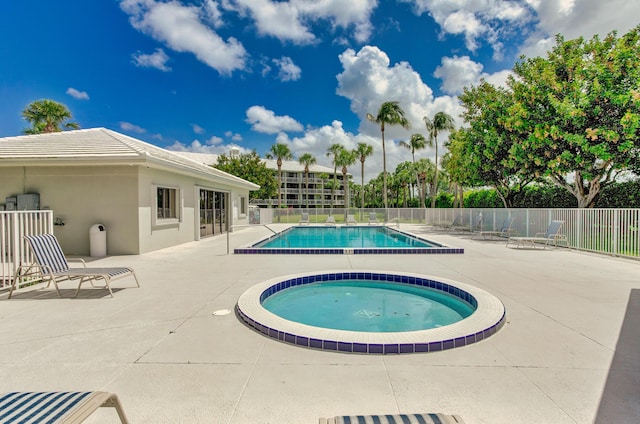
{"left": 423, "top": 111, "right": 455, "bottom": 209}
{"left": 265, "top": 143, "right": 293, "bottom": 218}
{"left": 399, "top": 133, "right": 427, "bottom": 206}
{"left": 22, "top": 99, "right": 80, "bottom": 134}
{"left": 354, "top": 142, "right": 374, "bottom": 209}
{"left": 335, "top": 147, "right": 358, "bottom": 217}
{"left": 298, "top": 153, "right": 316, "bottom": 209}
{"left": 367, "top": 101, "right": 411, "bottom": 209}
{"left": 326, "top": 143, "right": 343, "bottom": 210}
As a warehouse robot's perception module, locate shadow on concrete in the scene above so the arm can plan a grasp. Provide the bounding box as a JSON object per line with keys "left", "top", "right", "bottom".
{"left": 2, "top": 287, "right": 124, "bottom": 300}
{"left": 595, "top": 289, "right": 640, "bottom": 423}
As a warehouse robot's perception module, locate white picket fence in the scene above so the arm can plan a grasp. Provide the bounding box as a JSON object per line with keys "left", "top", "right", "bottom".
{"left": 0, "top": 211, "right": 53, "bottom": 289}
{"left": 270, "top": 207, "right": 640, "bottom": 259}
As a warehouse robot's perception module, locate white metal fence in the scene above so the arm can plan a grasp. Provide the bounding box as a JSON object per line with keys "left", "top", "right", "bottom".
{"left": 0, "top": 211, "right": 53, "bottom": 289}
{"left": 262, "top": 207, "right": 639, "bottom": 260}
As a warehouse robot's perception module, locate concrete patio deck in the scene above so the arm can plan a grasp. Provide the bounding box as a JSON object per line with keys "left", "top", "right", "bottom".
{"left": 1, "top": 224, "right": 639, "bottom": 424}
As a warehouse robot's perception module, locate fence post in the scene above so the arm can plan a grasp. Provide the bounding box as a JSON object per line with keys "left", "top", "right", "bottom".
{"left": 612, "top": 209, "right": 619, "bottom": 256}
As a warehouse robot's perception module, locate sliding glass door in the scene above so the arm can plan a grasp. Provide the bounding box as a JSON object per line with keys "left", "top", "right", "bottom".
{"left": 199, "top": 189, "right": 227, "bottom": 238}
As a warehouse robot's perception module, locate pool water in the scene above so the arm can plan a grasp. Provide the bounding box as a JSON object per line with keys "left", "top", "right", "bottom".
{"left": 262, "top": 280, "right": 474, "bottom": 332}
{"left": 256, "top": 226, "right": 435, "bottom": 249}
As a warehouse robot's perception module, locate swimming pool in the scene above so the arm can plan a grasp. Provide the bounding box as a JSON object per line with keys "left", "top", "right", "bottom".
{"left": 237, "top": 271, "right": 506, "bottom": 354}
{"left": 235, "top": 226, "right": 464, "bottom": 255}
{"left": 262, "top": 280, "right": 475, "bottom": 332}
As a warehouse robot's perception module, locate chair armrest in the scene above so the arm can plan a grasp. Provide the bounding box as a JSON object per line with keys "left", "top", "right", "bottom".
{"left": 67, "top": 257, "right": 87, "bottom": 268}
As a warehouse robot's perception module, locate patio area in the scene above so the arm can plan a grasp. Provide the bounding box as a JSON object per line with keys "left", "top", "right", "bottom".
{"left": 1, "top": 224, "right": 639, "bottom": 423}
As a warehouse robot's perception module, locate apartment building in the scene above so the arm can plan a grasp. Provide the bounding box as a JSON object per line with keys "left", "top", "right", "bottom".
{"left": 175, "top": 151, "right": 348, "bottom": 208}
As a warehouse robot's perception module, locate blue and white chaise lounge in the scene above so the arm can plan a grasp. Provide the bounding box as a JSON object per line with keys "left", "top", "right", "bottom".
{"left": 9, "top": 233, "right": 139, "bottom": 299}
{"left": 319, "top": 413, "right": 465, "bottom": 424}
{"left": 0, "top": 391, "right": 129, "bottom": 423}
{"left": 506, "top": 220, "right": 567, "bottom": 249}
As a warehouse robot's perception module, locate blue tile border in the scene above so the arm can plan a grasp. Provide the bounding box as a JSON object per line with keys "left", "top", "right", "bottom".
{"left": 237, "top": 271, "right": 506, "bottom": 355}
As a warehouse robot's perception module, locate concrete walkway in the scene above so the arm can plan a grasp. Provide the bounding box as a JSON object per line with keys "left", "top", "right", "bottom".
{"left": 1, "top": 224, "right": 639, "bottom": 424}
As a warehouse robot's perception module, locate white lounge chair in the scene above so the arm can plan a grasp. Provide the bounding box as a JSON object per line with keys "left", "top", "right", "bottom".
{"left": 325, "top": 216, "right": 336, "bottom": 226}
{"left": 346, "top": 214, "right": 357, "bottom": 225}
{"left": 0, "top": 391, "right": 129, "bottom": 424}
{"left": 10, "top": 233, "right": 139, "bottom": 298}
{"left": 475, "top": 216, "right": 515, "bottom": 239}
{"left": 320, "top": 413, "right": 464, "bottom": 424}
{"left": 368, "top": 212, "right": 379, "bottom": 225}
{"left": 299, "top": 212, "right": 310, "bottom": 225}
{"left": 506, "top": 220, "right": 567, "bottom": 249}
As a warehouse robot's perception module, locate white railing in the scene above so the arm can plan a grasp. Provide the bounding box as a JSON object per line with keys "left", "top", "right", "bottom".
{"left": 1, "top": 210, "right": 54, "bottom": 289}
{"left": 257, "top": 207, "right": 639, "bottom": 260}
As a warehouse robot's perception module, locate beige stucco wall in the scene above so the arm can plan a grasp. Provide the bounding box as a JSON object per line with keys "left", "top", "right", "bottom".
{"left": 0, "top": 165, "right": 139, "bottom": 255}
{"left": 1, "top": 165, "right": 253, "bottom": 256}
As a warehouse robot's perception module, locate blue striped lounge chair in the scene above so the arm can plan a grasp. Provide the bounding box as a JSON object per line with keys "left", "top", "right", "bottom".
{"left": 475, "top": 216, "right": 515, "bottom": 240}
{"left": 506, "top": 220, "right": 567, "bottom": 249}
{"left": 0, "top": 391, "right": 129, "bottom": 423}
{"left": 319, "top": 413, "right": 465, "bottom": 424}
{"left": 9, "top": 233, "right": 139, "bottom": 299}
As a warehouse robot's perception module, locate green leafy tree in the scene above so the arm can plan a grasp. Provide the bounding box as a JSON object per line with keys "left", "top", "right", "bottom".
{"left": 265, "top": 143, "right": 293, "bottom": 214}
{"left": 22, "top": 99, "right": 80, "bottom": 134}
{"left": 367, "top": 101, "right": 411, "bottom": 209}
{"left": 455, "top": 82, "right": 537, "bottom": 207}
{"left": 424, "top": 111, "right": 455, "bottom": 209}
{"left": 506, "top": 26, "right": 640, "bottom": 207}
{"left": 355, "top": 142, "right": 374, "bottom": 208}
{"left": 215, "top": 151, "right": 277, "bottom": 201}
{"left": 298, "top": 153, "right": 316, "bottom": 209}
{"left": 394, "top": 161, "right": 414, "bottom": 208}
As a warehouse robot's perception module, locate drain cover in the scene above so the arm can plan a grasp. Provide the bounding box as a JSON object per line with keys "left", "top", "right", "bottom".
{"left": 212, "top": 309, "right": 232, "bottom": 316}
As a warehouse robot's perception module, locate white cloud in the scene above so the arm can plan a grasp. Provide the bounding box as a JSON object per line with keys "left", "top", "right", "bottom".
{"left": 132, "top": 48, "right": 171, "bottom": 71}
{"left": 191, "top": 123, "right": 205, "bottom": 134}
{"left": 120, "top": 0, "right": 247, "bottom": 75}
{"left": 168, "top": 139, "right": 249, "bottom": 155}
{"left": 434, "top": 55, "right": 512, "bottom": 94}
{"left": 519, "top": 0, "right": 640, "bottom": 59}
{"left": 401, "top": 0, "right": 533, "bottom": 56}
{"left": 336, "top": 45, "right": 463, "bottom": 175}
{"left": 119, "top": 122, "right": 146, "bottom": 133}
{"left": 245, "top": 105, "right": 303, "bottom": 134}
{"left": 223, "top": 0, "right": 377, "bottom": 44}
{"left": 225, "top": 131, "right": 243, "bottom": 141}
{"left": 66, "top": 87, "right": 89, "bottom": 100}
{"left": 207, "top": 135, "right": 223, "bottom": 145}
{"left": 273, "top": 56, "right": 302, "bottom": 81}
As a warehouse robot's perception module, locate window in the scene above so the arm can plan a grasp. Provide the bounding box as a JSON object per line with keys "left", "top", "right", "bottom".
{"left": 156, "top": 187, "right": 179, "bottom": 220}
{"left": 240, "top": 196, "right": 247, "bottom": 215}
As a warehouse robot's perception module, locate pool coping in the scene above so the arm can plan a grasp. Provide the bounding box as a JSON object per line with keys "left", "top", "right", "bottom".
{"left": 236, "top": 270, "right": 506, "bottom": 354}
{"left": 234, "top": 225, "right": 464, "bottom": 255}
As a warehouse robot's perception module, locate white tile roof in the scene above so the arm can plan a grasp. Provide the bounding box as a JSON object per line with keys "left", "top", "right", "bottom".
{"left": 0, "top": 128, "right": 259, "bottom": 190}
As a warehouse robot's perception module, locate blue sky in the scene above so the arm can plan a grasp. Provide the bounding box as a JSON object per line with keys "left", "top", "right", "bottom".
{"left": 1, "top": 0, "right": 638, "bottom": 182}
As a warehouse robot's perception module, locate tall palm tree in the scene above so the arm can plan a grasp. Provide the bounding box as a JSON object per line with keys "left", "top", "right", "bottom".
{"left": 335, "top": 147, "right": 358, "bottom": 217}
{"left": 423, "top": 111, "right": 455, "bottom": 209}
{"left": 367, "top": 101, "right": 411, "bottom": 209}
{"left": 326, "top": 143, "right": 343, "bottom": 210}
{"left": 22, "top": 99, "right": 80, "bottom": 134}
{"left": 298, "top": 153, "right": 316, "bottom": 209}
{"left": 354, "top": 142, "right": 374, "bottom": 209}
{"left": 265, "top": 143, "right": 293, "bottom": 217}
{"left": 399, "top": 133, "right": 427, "bottom": 206}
